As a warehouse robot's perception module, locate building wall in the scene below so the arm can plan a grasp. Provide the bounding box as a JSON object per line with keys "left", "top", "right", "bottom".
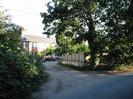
{"left": 21, "top": 35, "right": 56, "bottom": 52}
{"left": 28, "top": 42, "right": 55, "bottom": 52}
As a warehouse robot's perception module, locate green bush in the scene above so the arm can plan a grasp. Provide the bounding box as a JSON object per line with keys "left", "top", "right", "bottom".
{"left": 0, "top": 51, "right": 48, "bottom": 99}
{"left": 0, "top": 11, "right": 48, "bottom": 98}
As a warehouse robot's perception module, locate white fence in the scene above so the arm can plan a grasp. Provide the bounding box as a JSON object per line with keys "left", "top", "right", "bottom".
{"left": 61, "top": 53, "right": 86, "bottom": 67}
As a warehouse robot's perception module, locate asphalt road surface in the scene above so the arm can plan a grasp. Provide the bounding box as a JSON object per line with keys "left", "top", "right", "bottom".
{"left": 32, "top": 62, "right": 133, "bottom": 99}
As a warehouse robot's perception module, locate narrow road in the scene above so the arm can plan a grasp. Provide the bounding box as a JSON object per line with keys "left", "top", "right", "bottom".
{"left": 32, "top": 62, "right": 133, "bottom": 99}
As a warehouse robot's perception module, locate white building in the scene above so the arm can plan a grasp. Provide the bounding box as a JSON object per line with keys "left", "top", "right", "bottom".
{"left": 21, "top": 35, "right": 56, "bottom": 52}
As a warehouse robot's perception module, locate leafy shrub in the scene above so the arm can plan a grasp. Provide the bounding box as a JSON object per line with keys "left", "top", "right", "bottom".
{"left": 0, "top": 51, "right": 48, "bottom": 99}
{"left": 0, "top": 11, "right": 47, "bottom": 98}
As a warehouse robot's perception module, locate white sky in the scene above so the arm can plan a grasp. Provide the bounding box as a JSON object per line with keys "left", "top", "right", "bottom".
{"left": 0, "top": 0, "right": 51, "bottom": 36}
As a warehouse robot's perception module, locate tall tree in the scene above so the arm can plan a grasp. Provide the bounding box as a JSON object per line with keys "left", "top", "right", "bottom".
{"left": 100, "top": 0, "right": 132, "bottom": 64}
{"left": 41, "top": 0, "right": 105, "bottom": 69}
{"left": 41, "top": 0, "right": 132, "bottom": 68}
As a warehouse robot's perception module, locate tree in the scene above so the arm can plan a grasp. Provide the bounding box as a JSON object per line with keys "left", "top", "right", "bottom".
{"left": 55, "top": 31, "right": 89, "bottom": 54}
{"left": 41, "top": 0, "right": 106, "bottom": 69}
{"left": 99, "top": 0, "right": 132, "bottom": 65}
{"left": 45, "top": 45, "right": 55, "bottom": 55}
{"left": 41, "top": 0, "right": 132, "bottom": 68}
{"left": 0, "top": 8, "right": 9, "bottom": 34}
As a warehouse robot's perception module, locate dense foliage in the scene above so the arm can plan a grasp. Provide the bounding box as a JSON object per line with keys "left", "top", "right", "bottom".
{"left": 99, "top": 0, "right": 133, "bottom": 65}
{"left": 44, "top": 40, "right": 89, "bottom": 56}
{"left": 0, "top": 9, "right": 47, "bottom": 98}
{"left": 41, "top": 0, "right": 101, "bottom": 69}
{"left": 55, "top": 33, "right": 89, "bottom": 54}
{"left": 41, "top": 0, "right": 133, "bottom": 69}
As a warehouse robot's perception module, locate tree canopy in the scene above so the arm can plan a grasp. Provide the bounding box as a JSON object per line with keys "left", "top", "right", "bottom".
{"left": 41, "top": 0, "right": 133, "bottom": 68}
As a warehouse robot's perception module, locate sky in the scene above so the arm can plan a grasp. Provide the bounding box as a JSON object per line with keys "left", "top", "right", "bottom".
{"left": 0, "top": 0, "right": 51, "bottom": 36}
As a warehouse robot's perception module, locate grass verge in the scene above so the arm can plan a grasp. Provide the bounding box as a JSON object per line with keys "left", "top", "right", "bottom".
{"left": 59, "top": 62, "right": 133, "bottom": 72}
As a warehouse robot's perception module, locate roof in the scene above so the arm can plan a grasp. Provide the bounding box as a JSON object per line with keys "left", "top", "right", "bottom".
{"left": 21, "top": 35, "right": 56, "bottom": 44}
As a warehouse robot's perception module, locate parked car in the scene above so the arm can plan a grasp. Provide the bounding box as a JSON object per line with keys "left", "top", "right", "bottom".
{"left": 44, "top": 55, "right": 61, "bottom": 61}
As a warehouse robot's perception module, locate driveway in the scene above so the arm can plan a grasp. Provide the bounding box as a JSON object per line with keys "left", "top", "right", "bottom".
{"left": 32, "top": 62, "right": 133, "bottom": 99}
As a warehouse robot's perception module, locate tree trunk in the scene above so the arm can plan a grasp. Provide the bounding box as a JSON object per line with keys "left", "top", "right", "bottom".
{"left": 86, "top": 15, "right": 97, "bottom": 70}
{"left": 88, "top": 40, "right": 96, "bottom": 70}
